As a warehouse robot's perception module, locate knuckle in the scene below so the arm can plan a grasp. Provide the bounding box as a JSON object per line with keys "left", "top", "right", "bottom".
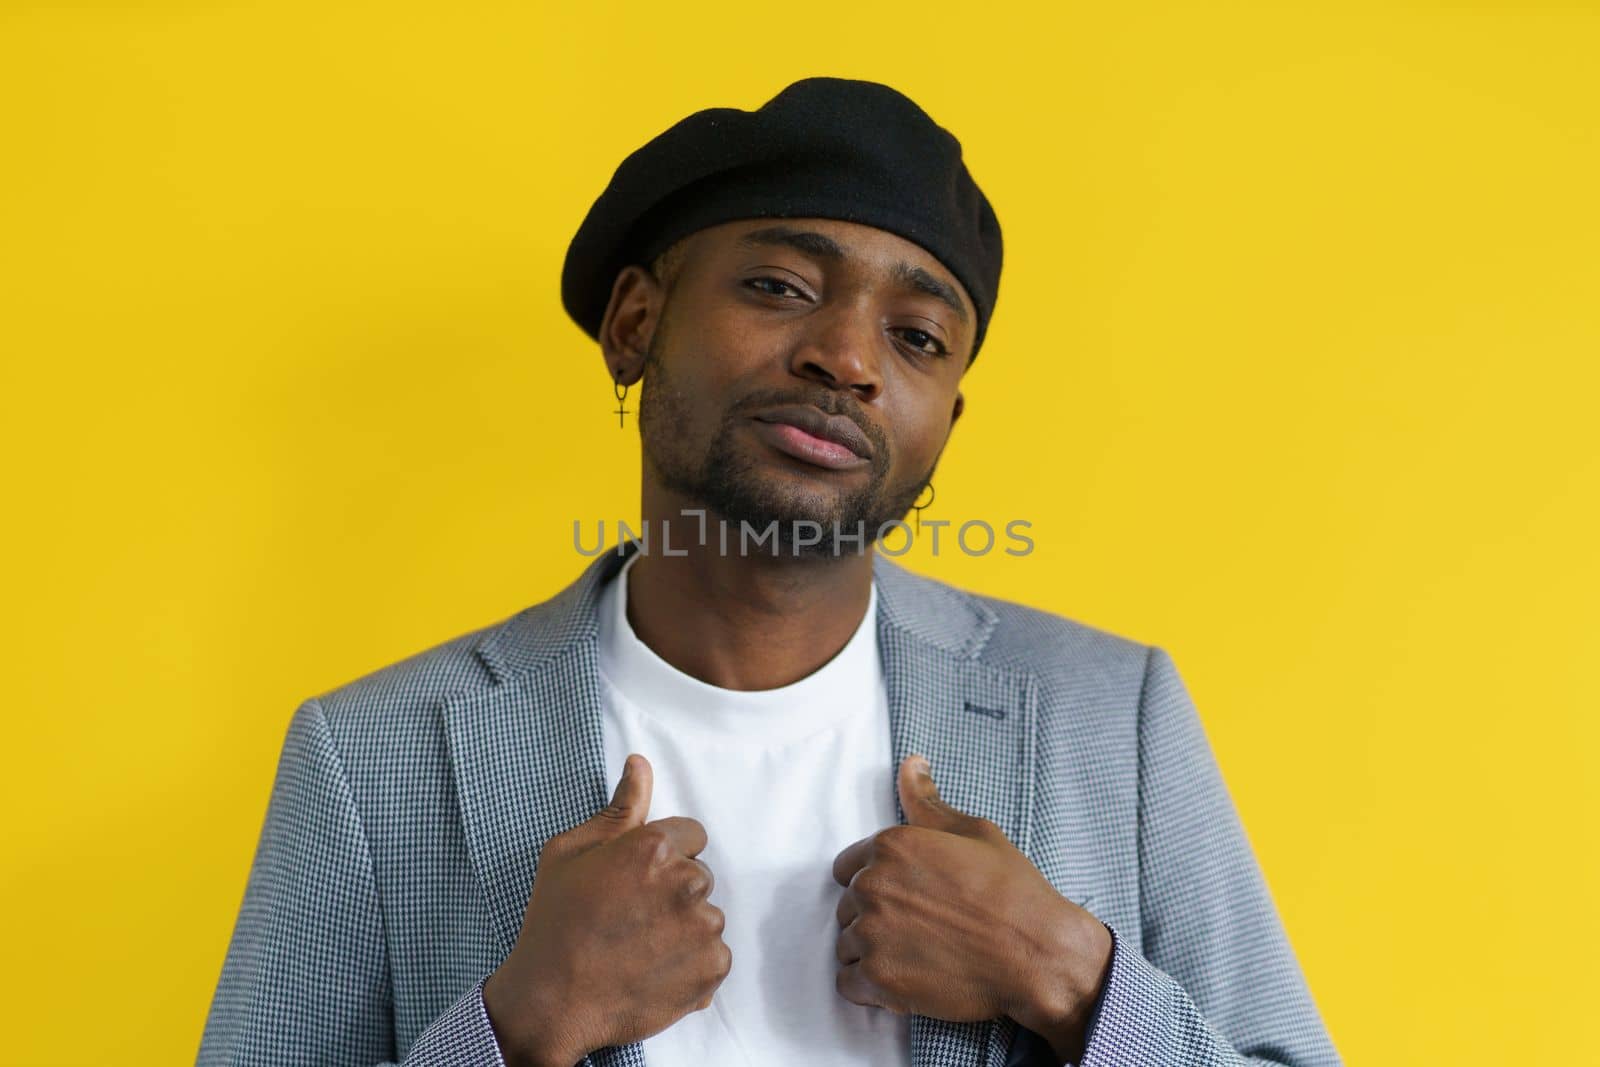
{"left": 702, "top": 903, "right": 726, "bottom": 936}
{"left": 681, "top": 866, "right": 713, "bottom": 902}
{"left": 633, "top": 827, "right": 675, "bottom": 864}
{"left": 874, "top": 825, "right": 913, "bottom": 853}
{"left": 850, "top": 868, "right": 886, "bottom": 899}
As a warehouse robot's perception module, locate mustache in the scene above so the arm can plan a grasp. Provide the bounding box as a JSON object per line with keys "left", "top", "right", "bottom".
{"left": 731, "top": 386, "right": 888, "bottom": 457}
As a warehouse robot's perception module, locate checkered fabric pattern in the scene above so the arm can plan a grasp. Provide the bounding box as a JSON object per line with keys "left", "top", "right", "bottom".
{"left": 198, "top": 543, "right": 1341, "bottom": 1066}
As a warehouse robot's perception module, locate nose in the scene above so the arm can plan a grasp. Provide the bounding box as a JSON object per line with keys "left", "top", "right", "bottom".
{"left": 788, "top": 304, "right": 883, "bottom": 404}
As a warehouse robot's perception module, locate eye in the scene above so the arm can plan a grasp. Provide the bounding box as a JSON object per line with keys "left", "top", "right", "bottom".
{"left": 745, "top": 276, "right": 806, "bottom": 299}
{"left": 895, "top": 327, "right": 949, "bottom": 358}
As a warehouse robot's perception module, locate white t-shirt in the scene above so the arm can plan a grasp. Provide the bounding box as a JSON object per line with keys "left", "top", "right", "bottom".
{"left": 596, "top": 551, "right": 911, "bottom": 1067}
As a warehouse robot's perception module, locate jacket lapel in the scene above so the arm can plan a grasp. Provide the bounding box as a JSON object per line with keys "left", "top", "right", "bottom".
{"left": 874, "top": 556, "right": 1040, "bottom": 1067}
{"left": 442, "top": 546, "right": 646, "bottom": 1067}
{"left": 443, "top": 545, "right": 1041, "bottom": 1067}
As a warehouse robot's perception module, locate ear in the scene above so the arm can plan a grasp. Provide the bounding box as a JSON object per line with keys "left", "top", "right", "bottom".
{"left": 598, "top": 263, "right": 663, "bottom": 387}
{"left": 950, "top": 388, "right": 965, "bottom": 427}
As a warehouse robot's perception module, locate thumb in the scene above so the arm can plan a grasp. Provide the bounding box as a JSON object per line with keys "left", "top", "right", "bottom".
{"left": 897, "top": 754, "right": 968, "bottom": 833}
{"left": 593, "top": 753, "right": 653, "bottom": 835}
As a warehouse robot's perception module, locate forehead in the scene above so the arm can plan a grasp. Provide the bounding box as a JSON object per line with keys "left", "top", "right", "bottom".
{"left": 686, "top": 217, "right": 974, "bottom": 327}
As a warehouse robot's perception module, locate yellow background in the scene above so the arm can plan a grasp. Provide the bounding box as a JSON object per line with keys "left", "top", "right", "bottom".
{"left": 3, "top": 2, "right": 1596, "bottom": 1063}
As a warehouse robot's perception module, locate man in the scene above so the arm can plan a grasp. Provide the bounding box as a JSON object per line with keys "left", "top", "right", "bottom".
{"left": 199, "top": 78, "right": 1340, "bottom": 1067}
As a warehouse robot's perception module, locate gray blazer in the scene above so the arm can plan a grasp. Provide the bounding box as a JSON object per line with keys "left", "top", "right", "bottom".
{"left": 199, "top": 542, "right": 1341, "bottom": 1066}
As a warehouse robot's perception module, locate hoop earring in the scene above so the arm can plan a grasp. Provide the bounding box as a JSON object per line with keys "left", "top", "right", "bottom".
{"left": 911, "top": 480, "right": 935, "bottom": 535}
{"left": 612, "top": 378, "right": 630, "bottom": 429}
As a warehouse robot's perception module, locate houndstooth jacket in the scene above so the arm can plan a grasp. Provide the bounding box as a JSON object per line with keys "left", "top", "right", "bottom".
{"left": 198, "top": 541, "right": 1341, "bottom": 1066}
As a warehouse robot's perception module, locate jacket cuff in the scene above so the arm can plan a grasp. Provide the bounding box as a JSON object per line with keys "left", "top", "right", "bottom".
{"left": 1077, "top": 920, "right": 1188, "bottom": 1067}
{"left": 402, "top": 976, "right": 509, "bottom": 1067}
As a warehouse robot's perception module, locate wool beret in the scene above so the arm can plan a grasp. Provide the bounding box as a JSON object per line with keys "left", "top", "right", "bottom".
{"left": 561, "top": 77, "right": 1004, "bottom": 361}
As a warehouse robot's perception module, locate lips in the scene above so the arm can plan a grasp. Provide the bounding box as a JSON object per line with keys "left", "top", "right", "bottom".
{"left": 751, "top": 404, "right": 875, "bottom": 463}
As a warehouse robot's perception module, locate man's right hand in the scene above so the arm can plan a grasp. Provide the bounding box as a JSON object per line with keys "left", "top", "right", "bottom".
{"left": 482, "top": 754, "right": 731, "bottom": 1067}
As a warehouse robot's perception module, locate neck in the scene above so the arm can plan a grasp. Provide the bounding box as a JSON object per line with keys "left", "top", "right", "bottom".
{"left": 623, "top": 487, "right": 876, "bottom": 691}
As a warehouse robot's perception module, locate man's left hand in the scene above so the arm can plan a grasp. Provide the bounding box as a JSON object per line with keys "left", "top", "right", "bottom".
{"left": 831, "top": 754, "right": 1113, "bottom": 1062}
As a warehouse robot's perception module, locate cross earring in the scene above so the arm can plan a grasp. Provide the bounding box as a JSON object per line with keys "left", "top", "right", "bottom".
{"left": 612, "top": 378, "right": 630, "bottom": 428}
{"left": 911, "top": 480, "right": 935, "bottom": 535}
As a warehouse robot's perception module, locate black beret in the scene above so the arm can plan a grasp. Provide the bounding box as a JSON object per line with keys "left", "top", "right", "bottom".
{"left": 561, "top": 77, "right": 1004, "bottom": 361}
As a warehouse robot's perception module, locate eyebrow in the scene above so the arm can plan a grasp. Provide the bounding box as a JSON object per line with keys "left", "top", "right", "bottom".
{"left": 735, "top": 225, "right": 970, "bottom": 327}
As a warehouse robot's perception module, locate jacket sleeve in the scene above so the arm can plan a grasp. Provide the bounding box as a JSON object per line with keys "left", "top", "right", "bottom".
{"left": 197, "top": 698, "right": 509, "bottom": 1067}
{"left": 1073, "top": 647, "right": 1342, "bottom": 1067}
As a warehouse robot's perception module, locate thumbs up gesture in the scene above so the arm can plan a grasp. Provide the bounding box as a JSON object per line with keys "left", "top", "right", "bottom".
{"left": 484, "top": 755, "right": 731, "bottom": 1067}
{"left": 830, "top": 755, "right": 1113, "bottom": 1063}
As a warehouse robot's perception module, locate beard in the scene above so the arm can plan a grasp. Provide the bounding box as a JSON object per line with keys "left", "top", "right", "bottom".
{"left": 637, "top": 335, "right": 934, "bottom": 559}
